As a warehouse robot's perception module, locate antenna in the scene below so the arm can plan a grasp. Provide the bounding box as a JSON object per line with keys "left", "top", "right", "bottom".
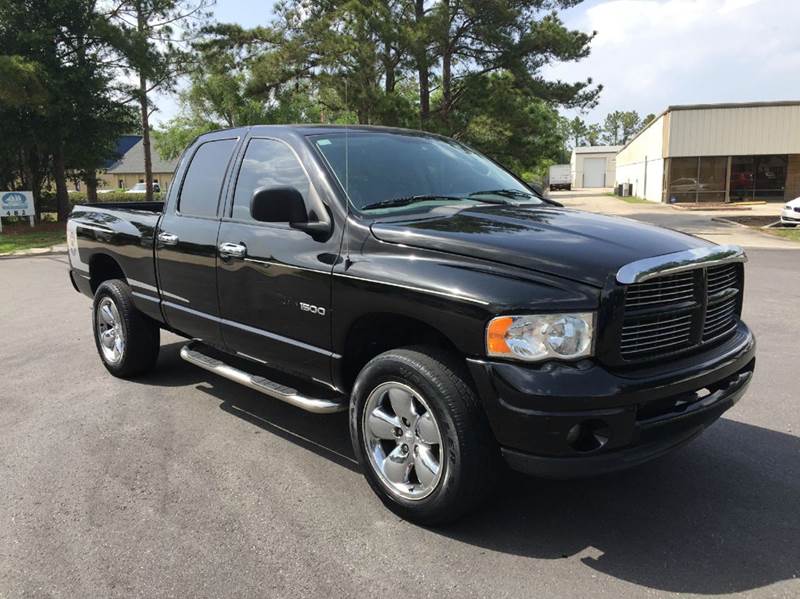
{"left": 345, "top": 78, "right": 350, "bottom": 197}
{"left": 343, "top": 77, "right": 351, "bottom": 265}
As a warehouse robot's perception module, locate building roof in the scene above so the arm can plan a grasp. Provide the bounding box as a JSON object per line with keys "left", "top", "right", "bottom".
{"left": 106, "top": 138, "right": 179, "bottom": 174}
{"left": 102, "top": 135, "right": 142, "bottom": 169}
{"left": 665, "top": 100, "right": 800, "bottom": 112}
{"left": 573, "top": 145, "right": 623, "bottom": 154}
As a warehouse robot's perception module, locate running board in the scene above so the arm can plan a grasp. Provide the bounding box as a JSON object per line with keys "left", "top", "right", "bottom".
{"left": 180, "top": 341, "right": 347, "bottom": 414}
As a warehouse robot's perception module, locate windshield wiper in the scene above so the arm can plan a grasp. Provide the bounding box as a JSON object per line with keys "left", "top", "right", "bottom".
{"left": 469, "top": 189, "right": 536, "bottom": 200}
{"left": 361, "top": 194, "right": 513, "bottom": 211}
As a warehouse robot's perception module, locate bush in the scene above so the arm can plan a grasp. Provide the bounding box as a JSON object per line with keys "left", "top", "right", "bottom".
{"left": 37, "top": 190, "right": 163, "bottom": 212}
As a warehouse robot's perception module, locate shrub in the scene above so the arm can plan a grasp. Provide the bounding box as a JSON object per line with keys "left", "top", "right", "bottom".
{"left": 37, "top": 190, "right": 163, "bottom": 212}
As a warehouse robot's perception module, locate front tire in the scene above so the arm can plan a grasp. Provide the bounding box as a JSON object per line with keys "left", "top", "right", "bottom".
{"left": 93, "top": 279, "right": 160, "bottom": 378}
{"left": 350, "top": 346, "right": 499, "bottom": 525}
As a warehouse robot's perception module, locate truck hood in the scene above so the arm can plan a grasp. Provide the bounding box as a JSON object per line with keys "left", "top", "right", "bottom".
{"left": 370, "top": 205, "right": 711, "bottom": 287}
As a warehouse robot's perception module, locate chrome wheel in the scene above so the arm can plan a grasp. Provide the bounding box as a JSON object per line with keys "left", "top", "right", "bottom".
{"left": 363, "top": 381, "right": 444, "bottom": 501}
{"left": 96, "top": 297, "right": 125, "bottom": 365}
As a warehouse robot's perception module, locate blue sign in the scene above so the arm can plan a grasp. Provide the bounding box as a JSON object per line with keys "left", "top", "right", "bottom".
{"left": 0, "top": 191, "right": 34, "bottom": 216}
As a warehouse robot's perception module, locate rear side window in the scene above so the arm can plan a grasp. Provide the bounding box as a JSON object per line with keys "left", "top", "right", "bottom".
{"left": 178, "top": 139, "right": 237, "bottom": 217}
{"left": 231, "top": 138, "right": 311, "bottom": 221}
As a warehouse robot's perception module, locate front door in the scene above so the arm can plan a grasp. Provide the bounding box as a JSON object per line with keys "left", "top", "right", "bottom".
{"left": 156, "top": 137, "right": 239, "bottom": 344}
{"left": 216, "top": 137, "right": 340, "bottom": 383}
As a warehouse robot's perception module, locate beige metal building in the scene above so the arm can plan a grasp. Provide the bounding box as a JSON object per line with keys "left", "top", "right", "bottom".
{"left": 615, "top": 101, "right": 800, "bottom": 203}
{"left": 570, "top": 146, "right": 622, "bottom": 189}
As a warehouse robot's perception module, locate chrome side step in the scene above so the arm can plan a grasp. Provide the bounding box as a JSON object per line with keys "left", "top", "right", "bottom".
{"left": 180, "top": 341, "right": 347, "bottom": 414}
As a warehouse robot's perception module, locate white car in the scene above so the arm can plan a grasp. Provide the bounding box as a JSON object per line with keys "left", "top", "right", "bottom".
{"left": 781, "top": 197, "right": 800, "bottom": 226}
{"left": 125, "top": 182, "right": 160, "bottom": 193}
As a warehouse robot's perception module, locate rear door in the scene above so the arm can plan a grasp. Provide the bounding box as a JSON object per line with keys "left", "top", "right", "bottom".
{"left": 156, "top": 136, "right": 240, "bottom": 344}
{"left": 216, "top": 136, "right": 341, "bottom": 383}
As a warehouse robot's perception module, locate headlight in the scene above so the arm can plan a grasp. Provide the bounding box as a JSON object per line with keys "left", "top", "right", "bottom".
{"left": 486, "top": 313, "right": 595, "bottom": 362}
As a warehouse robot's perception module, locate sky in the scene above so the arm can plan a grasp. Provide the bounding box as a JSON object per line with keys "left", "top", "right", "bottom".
{"left": 151, "top": 0, "right": 800, "bottom": 127}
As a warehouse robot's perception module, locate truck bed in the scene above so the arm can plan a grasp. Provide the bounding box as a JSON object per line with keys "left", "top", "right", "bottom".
{"left": 83, "top": 201, "right": 164, "bottom": 212}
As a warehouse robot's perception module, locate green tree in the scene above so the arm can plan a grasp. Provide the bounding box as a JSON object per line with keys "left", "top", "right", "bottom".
{"left": 453, "top": 72, "right": 567, "bottom": 175}
{"left": 0, "top": 0, "right": 134, "bottom": 220}
{"left": 585, "top": 123, "right": 601, "bottom": 145}
{"left": 567, "top": 116, "right": 588, "bottom": 147}
{"left": 198, "top": 0, "right": 601, "bottom": 175}
{"left": 425, "top": 0, "right": 600, "bottom": 129}
{"left": 107, "top": 0, "right": 213, "bottom": 201}
{"left": 602, "top": 109, "right": 640, "bottom": 145}
{"left": 620, "top": 110, "right": 640, "bottom": 143}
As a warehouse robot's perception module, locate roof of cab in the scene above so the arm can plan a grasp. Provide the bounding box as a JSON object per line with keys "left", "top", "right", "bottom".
{"left": 201, "top": 123, "right": 442, "bottom": 139}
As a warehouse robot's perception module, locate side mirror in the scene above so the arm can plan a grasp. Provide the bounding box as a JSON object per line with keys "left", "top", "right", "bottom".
{"left": 250, "top": 186, "right": 331, "bottom": 234}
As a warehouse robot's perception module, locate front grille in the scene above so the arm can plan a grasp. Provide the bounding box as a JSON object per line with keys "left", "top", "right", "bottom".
{"left": 703, "top": 296, "right": 738, "bottom": 341}
{"left": 706, "top": 263, "right": 738, "bottom": 294}
{"left": 620, "top": 312, "right": 693, "bottom": 359}
{"left": 624, "top": 271, "right": 695, "bottom": 308}
{"left": 619, "top": 263, "right": 742, "bottom": 362}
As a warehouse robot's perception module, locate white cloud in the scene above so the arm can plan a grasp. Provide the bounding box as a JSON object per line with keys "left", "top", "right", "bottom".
{"left": 547, "top": 0, "right": 800, "bottom": 122}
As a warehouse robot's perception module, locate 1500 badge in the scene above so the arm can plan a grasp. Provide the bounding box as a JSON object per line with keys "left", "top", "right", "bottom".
{"left": 299, "top": 302, "right": 326, "bottom": 316}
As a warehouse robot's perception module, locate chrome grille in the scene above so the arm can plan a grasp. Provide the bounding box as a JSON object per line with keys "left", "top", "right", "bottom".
{"left": 624, "top": 271, "right": 695, "bottom": 308}
{"left": 619, "top": 262, "right": 743, "bottom": 362}
{"left": 620, "top": 313, "right": 693, "bottom": 359}
{"left": 703, "top": 297, "right": 738, "bottom": 341}
{"left": 706, "top": 263, "right": 738, "bottom": 295}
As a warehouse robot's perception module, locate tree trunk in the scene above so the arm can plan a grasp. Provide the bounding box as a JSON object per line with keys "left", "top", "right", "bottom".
{"left": 24, "top": 147, "right": 42, "bottom": 222}
{"left": 53, "top": 142, "right": 70, "bottom": 222}
{"left": 385, "top": 61, "right": 395, "bottom": 94}
{"left": 137, "top": 9, "right": 154, "bottom": 203}
{"left": 415, "top": 0, "right": 430, "bottom": 124}
{"left": 441, "top": 47, "right": 452, "bottom": 120}
{"left": 85, "top": 170, "right": 98, "bottom": 202}
{"left": 138, "top": 71, "right": 153, "bottom": 202}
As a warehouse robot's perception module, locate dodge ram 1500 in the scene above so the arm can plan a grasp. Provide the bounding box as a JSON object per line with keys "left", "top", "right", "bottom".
{"left": 67, "top": 125, "right": 756, "bottom": 524}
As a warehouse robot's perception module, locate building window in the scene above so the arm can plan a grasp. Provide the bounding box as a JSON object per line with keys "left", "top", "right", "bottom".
{"left": 698, "top": 157, "right": 727, "bottom": 203}
{"left": 669, "top": 156, "right": 730, "bottom": 203}
{"left": 730, "top": 155, "right": 787, "bottom": 201}
{"left": 668, "top": 157, "right": 699, "bottom": 203}
{"left": 118, "top": 179, "right": 124, "bottom": 189}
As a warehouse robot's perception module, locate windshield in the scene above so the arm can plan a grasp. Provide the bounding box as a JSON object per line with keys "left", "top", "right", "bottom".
{"left": 311, "top": 131, "right": 543, "bottom": 214}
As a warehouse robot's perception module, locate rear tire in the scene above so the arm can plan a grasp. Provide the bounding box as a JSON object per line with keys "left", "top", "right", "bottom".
{"left": 350, "top": 346, "right": 500, "bottom": 525}
{"left": 92, "top": 279, "right": 160, "bottom": 378}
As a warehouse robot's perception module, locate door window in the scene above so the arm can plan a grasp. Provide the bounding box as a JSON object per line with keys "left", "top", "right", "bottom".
{"left": 231, "top": 139, "right": 311, "bottom": 221}
{"left": 178, "top": 139, "right": 237, "bottom": 217}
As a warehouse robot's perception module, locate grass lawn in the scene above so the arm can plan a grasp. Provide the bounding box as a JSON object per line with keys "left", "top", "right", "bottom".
{"left": 766, "top": 228, "right": 800, "bottom": 242}
{"left": 605, "top": 192, "right": 651, "bottom": 204}
{"left": 0, "top": 222, "right": 65, "bottom": 254}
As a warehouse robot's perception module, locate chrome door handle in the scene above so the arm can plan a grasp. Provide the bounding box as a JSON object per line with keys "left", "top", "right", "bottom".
{"left": 158, "top": 232, "right": 179, "bottom": 246}
{"left": 218, "top": 242, "right": 247, "bottom": 259}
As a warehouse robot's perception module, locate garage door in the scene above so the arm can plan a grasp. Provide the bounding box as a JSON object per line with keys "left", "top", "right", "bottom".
{"left": 583, "top": 157, "right": 607, "bottom": 188}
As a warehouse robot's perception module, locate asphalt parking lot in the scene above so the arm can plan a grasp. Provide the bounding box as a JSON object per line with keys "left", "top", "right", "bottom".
{"left": 1, "top": 245, "right": 799, "bottom": 598}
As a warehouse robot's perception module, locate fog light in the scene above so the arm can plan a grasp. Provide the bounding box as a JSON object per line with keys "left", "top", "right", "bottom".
{"left": 566, "top": 420, "right": 610, "bottom": 453}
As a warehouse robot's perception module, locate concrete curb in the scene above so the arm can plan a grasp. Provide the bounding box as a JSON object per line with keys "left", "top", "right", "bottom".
{"left": 0, "top": 244, "right": 68, "bottom": 259}
{"left": 711, "top": 217, "right": 800, "bottom": 246}
{"left": 711, "top": 217, "right": 752, "bottom": 228}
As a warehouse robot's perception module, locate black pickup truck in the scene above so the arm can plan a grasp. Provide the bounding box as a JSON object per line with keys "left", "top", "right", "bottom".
{"left": 67, "top": 125, "right": 756, "bottom": 524}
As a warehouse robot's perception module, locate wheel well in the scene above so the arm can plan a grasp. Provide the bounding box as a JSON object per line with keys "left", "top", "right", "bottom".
{"left": 340, "top": 313, "right": 462, "bottom": 391}
{"left": 89, "top": 254, "right": 126, "bottom": 293}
